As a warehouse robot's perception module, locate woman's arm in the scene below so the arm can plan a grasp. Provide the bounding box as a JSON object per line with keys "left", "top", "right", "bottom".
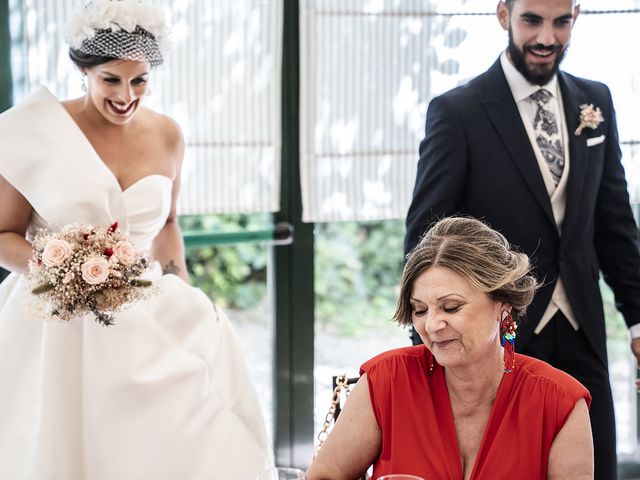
{"left": 151, "top": 119, "right": 189, "bottom": 283}
{"left": 306, "top": 374, "right": 381, "bottom": 480}
{"left": 152, "top": 211, "right": 188, "bottom": 283}
{"left": 547, "top": 398, "right": 593, "bottom": 479}
{"left": 0, "top": 175, "right": 34, "bottom": 275}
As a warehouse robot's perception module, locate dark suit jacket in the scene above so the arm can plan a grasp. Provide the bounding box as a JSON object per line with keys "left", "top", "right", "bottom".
{"left": 405, "top": 58, "right": 640, "bottom": 366}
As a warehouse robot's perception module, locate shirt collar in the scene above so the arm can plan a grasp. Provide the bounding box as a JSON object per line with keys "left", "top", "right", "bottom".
{"left": 500, "top": 50, "right": 559, "bottom": 103}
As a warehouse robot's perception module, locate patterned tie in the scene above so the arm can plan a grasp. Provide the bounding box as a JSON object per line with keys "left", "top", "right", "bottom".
{"left": 530, "top": 89, "right": 564, "bottom": 185}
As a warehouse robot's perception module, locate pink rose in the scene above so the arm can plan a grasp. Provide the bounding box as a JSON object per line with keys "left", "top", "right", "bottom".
{"left": 42, "top": 239, "right": 73, "bottom": 267}
{"left": 113, "top": 241, "right": 136, "bottom": 265}
{"left": 81, "top": 257, "right": 110, "bottom": 285}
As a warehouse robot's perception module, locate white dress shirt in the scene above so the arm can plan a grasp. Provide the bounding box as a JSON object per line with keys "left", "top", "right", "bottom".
{"left": 500, "top": 51, "right": 579, "bottom": 333}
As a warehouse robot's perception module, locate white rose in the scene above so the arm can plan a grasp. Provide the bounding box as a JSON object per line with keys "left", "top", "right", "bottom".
{"left": 81, "top": 257, "right": 110, "bottom": 285}
{"left": 42, "top": 239, "right": 73, "bottom": 267}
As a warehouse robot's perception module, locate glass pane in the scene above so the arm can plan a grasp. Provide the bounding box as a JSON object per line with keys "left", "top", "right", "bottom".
{"left": 313, "top": 220, "right": 410, "bottom": 439}
{"left": 605, "top": 277, "right": 639, "bottom": 458}
{"left": 9, "top": 0, "right": 282, "bottom": 215}
{"left": 581, "top": 0, "right": 640, "bottom": 10}
{"left": 181, "top": 214, "right": 274, "bottom": 441}
{"left": 608, "top": 122, "right": 640, "bottom": 457}
{"left": 299, "top": 2, "right": 640, "bottom": 222}
{"left": 305, "top": 0, "right": 495, "bottom": 15}
{"left": 563, "top": 13, "right": 640, "bottom": 146}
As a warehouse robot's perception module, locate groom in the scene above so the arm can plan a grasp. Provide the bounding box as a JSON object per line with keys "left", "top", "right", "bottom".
{"left": 404, "top": 1, "right": 640, "bottom": 478}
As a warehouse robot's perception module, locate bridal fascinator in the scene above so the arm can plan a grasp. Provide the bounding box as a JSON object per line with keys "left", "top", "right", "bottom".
{"left": 66, "top": 0, "right": 169, "bottom": 66}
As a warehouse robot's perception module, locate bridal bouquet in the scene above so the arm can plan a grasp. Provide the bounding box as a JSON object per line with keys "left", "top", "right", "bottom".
{"left": 28, "top": 222, "right": 155, "bottom": 326}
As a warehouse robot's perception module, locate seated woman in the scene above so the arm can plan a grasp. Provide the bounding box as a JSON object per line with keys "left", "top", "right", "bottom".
{"left": 307, "top": 217, "right": 593, "bottom": 480}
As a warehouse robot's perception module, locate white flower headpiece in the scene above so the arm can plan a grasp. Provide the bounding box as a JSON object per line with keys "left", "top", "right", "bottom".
{"left": 66, "top": 0, "right": 169, "bottom": 66}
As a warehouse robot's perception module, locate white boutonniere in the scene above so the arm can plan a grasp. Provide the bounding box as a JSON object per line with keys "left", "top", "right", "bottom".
{"left": 574, "top": 104, "right": 604, "bottom": 136}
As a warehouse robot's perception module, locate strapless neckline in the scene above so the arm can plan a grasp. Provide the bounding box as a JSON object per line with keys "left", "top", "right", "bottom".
{"left": 122, "top": 174, "right": 173, "bottom": 194}
{"left": 121, "top": 174, "right": 173, "bottom": 250}
{"left": 55, "top": 95, "right": 173, "bottom": 195}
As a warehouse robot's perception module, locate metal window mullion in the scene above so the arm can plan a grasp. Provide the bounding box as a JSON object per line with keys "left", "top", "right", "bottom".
{"left": 0, "top": 0, "right": 14, "bottom": 284}
{"left": 271, "top": 0, "right": 315, "bottom": 469}
{"left": 0, "top": 0, "right": 13, "bottom": 112}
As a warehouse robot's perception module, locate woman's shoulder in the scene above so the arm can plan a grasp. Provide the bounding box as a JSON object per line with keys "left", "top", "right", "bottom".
{"left": 360, "top": 345, "right": 428, "bottom": 375}
{"left": 141, "top": 108, "right": 183, "bottom": 144}
{"left": 515, "top": 354, "right": 591, "bottom": 405}
{"left": 138, "top": 108, "right": 184, "bottom": 162}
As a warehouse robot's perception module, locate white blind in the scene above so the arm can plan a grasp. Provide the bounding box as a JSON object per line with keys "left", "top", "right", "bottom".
{"left": 299, "top": 0, "right": 640, "bottom": 222}
{"left": 12, "top": 0, "right": 283, "bottom": 215}
{"left": 299, "top": 0, "right": 435, "bottom": 222}
{"left": 563, "top": 3, "right": 640, "bottom": 205}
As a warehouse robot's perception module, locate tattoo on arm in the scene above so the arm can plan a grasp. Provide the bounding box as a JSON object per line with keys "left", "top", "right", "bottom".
{"left": 163, "top": 259, "right": 181, "bottom": 276}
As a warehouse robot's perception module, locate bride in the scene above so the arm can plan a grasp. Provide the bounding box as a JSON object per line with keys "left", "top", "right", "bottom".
{"left": 0, "top": 1, "right": 273, "bottom": 478}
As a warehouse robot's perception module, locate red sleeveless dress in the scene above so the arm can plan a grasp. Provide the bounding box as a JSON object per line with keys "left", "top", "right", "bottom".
{"left": 360, "top": 345, "right": 591, "bottom": 480}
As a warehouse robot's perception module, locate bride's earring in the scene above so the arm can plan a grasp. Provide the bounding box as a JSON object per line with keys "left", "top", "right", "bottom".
{"left": 146, "top": 87, "right": 152, "bottom": 96}
{"left": 81, "top": 75, "right": 87, "bottom": 93}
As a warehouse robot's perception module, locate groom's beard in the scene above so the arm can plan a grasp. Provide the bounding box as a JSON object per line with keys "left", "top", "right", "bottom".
{"left": 507, "top": 29, "right": 567, "bottom": 86}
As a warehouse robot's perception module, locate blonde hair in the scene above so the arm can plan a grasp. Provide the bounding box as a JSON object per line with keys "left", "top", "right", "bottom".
{"left": 394, "top": 217, "right": 538, "bottom": 325}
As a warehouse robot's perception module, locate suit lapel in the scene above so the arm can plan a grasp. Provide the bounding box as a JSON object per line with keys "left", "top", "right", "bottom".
{"left": 480, "top": 60, "right": 556, "bottom": 229}
{"left": 558, "top": 72, "right": 589, "bottom": 234}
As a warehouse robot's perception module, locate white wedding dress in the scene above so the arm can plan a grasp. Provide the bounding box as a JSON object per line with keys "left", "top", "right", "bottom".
{"left": 0, "top": 87, "right": 273, "bottom": 480}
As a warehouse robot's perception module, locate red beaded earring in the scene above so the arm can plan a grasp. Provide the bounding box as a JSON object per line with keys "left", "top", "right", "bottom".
{"left": 500, "top": 310, "right": 517, "bottom": 373}
{"left": 427, "top": 351, "right": 435, "bottom": 375}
